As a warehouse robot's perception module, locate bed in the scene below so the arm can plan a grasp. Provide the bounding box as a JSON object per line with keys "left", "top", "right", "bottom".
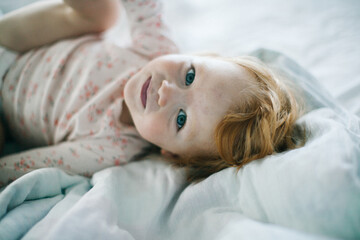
{"left": 0, "top": 0, "right": 359, "bottom": 239}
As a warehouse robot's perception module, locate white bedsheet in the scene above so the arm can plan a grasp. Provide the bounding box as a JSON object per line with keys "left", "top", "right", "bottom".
{"left": 0, "top": 0, "right": 359, "bottom": 240}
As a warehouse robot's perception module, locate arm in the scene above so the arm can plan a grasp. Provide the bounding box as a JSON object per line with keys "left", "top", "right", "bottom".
{"left": 0, "top": 0, "right": 121, "bottom": 53}
{"left": 0, "top": 135, "right": 147, "bottom": 187}
{"left": 121, "top": 0, "right": 178, "bottom": 59}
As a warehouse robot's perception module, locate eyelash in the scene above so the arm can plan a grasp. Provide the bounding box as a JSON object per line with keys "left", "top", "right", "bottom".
{"left": 185, "top": 67, "right": 195, "bottom": 86}
{"left": 176, "top": 109, "right": 187, "bottom": 131}
{"left": 176, "top": 67, "right": 195, "bottom": 131}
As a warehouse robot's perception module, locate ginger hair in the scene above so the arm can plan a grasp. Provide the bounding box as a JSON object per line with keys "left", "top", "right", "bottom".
{"left": 171, "top": 55, "right": 306, "bottom": 182}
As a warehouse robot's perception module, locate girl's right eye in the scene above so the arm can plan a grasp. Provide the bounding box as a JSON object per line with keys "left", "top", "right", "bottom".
{"left": 176, "top": 109, "right": 187, "bottom": 131}
{"left": 185, "top": 68, "right": 195, "bottom": 86}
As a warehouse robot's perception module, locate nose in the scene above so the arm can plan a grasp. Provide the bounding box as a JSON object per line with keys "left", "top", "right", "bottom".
{"left": 157, "top": 80, "right": 178, "bottom": 107}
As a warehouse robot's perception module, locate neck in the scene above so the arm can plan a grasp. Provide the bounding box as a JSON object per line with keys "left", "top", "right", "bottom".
{"left": 120, "top": 101, "right": 134, "bottom": 126}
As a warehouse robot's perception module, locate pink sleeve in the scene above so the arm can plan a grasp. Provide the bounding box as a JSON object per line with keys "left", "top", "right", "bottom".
{"left": 122, "top": 0, "right": 179, "bottom": 59}
{"left": 0, "top": 135, "right": 148, "bottom": 187}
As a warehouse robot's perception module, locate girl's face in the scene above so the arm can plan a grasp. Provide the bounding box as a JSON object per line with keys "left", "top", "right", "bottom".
{"left": 124, "top": 54, "right": 253, "bottom": 157}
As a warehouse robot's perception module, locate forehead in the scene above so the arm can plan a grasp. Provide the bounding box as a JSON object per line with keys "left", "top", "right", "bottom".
{"left": 193, "top": 55, "right": 252, "bottom": 113}
{"left": 183, "top": 55, "right": 252, "bottom": 155}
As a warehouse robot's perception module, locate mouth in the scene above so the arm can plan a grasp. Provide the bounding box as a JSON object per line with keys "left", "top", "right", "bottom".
{"left": 141, "top": 76, "right": 151, "bottom": 108}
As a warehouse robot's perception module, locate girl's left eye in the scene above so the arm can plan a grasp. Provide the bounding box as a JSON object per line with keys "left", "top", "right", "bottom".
{"left": 185, "top": 68, "right": 195, "bottom": 86}
{"left": 176, "top": 109, "right": 187, "bottom": 131}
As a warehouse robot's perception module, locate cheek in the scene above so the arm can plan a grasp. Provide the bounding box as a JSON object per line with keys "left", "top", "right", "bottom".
{"left": 124, "top": 79, "right": 136, "bottom": 110}
{"left": 135, "top": 114, "right": 167, "bottom": 146}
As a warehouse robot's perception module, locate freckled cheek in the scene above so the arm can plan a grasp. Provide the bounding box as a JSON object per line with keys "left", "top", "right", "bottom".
{"left": 137, "top": 115, "right": 168, "bottom": 146}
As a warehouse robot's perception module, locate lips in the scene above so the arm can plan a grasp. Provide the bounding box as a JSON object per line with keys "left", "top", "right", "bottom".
{"left": 141, "top": 76, "right": 151, "bottom": 108}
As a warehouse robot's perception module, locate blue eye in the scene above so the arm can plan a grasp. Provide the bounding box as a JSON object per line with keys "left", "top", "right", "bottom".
{"left": 185, "top": 68, "right": 195, "bottom": 86}
{"left": 176, "top": 109, "right": 187, "bottom": 130}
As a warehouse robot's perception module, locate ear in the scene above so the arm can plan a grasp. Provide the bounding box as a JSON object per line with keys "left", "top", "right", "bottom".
{"left": 160, "top": 149, "right": 179, "bottom": 159}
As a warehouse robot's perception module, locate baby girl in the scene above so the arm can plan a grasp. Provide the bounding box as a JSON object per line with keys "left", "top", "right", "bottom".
{"left": 0, "top": 0, "right": 305, "bottom": 186}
